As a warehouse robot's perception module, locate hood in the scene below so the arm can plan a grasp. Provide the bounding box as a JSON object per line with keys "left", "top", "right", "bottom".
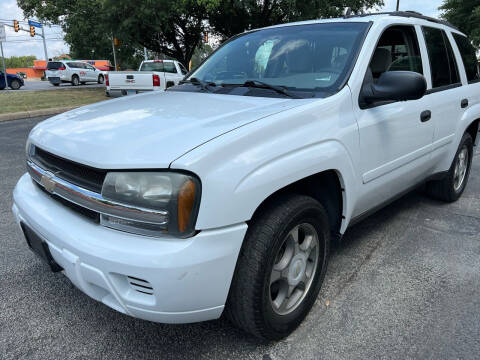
{"left": 29, "top": 91, "right": 303, "bottom": 169}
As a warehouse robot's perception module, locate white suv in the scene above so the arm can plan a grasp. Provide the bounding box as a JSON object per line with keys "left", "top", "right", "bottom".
{"left": 45, "top": 60, "right": 105, "bottom": 86}
{"left": 13, "top": 12, "right": 480, "bottom": 340}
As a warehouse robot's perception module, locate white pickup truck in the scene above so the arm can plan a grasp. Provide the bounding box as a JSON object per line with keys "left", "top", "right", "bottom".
{"left": 105, "top": 60, "right": 187, "bottom": 96}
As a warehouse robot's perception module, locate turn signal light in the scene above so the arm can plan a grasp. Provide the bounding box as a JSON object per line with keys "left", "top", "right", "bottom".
{"left": 177, "top": 180, "right": 196, "bottom": 233}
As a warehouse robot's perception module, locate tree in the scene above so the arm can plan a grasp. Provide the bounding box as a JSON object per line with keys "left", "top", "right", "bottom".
{"left": 103, "top": 0, "right": 206, "bottom": 67}
{"left": 202, "top": 0, "right": 385, "bottom": 39}
{"left": 5, "top": 55, "right": 37, "bottom": 68}
{"left": 17, "top": 0, "right": 142, "bottom": 68}
{"left": 440, "top": 0, "right": 480, "bottom": 49}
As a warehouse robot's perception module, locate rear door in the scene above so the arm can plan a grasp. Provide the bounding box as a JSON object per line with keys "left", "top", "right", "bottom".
{"left": 76, "top": 63, "right": 88, "bottom": 82}
{"left": 421, "top": 26, "right": 464, "bottom": 165}
{"left": 84, "top": 64, "right": 97, "bottom": 81}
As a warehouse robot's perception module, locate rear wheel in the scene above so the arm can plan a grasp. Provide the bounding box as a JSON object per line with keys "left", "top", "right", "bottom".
{"left": 426, "top": 133, "right": 473, "bottom": 202}
{"left": 71, "top": 75, "right": 79, "bottom": 86}
{"left": 98, "top": 74, "right": 104, "bottom": 84}
{"left": 10, "top": 79, "right": 21, "bottom": 90}
{"left": 226, "top": 195, "right": 330, "bottom": 340}
{"left": 53, "top": 83, "right": 60, "bottom": 86}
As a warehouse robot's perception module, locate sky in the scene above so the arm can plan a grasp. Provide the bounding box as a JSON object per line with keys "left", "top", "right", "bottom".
{"left": 0, "top": 0, "right": 444, "bottom": 60}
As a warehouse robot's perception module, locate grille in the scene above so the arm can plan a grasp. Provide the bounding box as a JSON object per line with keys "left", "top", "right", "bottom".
{"left": 127, "top": 276, "right": 154, "bottom": 295}
{"left": 32, "top": 146, "right": 106, "bottom": 193}
{"left": 35, "top": 181, "right": 100, "bottom": 223}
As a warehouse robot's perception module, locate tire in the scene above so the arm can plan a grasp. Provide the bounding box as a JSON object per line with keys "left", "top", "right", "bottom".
{"left": 71, "top": 75, "right": 79, "bottom": 86}
{"left": 426, "top": 133, "right": 473, "bottom": 202}
{"left": 10, "top": 79, "right": 21, "bottom": 90}
{"left": 80, "top": 82, "right": 86, "bottom": 85}
{"left": 53, "top": 83, "right": 60, "bottom": 86}
{"left": 226, "top": 194, "right": 330, "bottom": 341}
{"left": 98, "top": 75, "right": 104, "bottom": 84}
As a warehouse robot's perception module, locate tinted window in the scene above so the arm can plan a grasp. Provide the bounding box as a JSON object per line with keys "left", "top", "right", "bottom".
{"left": 189, "top": 22, "right": 370, "bottom": 93}
{"left": 140, "top": 62, "right": 164, "bottom": 71}
{"left": 453, "top": 33, "right": 480, "bottom": 83}
{"left": 47, "top": 62, "right": 64, "bottom": 70}
{"left": 423, "top": 27, "right": 460, "bottom": 88}
{"left": 369, "top": 26, "right": 423, "bottom": 80}
{"left": 163, "top": 62, "right": 177, "bottom": 73}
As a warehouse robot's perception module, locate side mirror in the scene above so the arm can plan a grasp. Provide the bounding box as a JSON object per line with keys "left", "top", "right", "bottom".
{"left": 360, "top": 71, "right": 427, "bottom": 107}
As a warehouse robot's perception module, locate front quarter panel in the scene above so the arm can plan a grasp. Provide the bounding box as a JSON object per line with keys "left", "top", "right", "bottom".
{"left": 171, "top": 88, "right": 360, "bottom": 231}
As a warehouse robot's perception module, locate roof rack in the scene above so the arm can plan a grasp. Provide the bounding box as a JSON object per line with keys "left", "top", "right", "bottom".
{"left": 344, "top": 11, "right": 458, "bottom": 31}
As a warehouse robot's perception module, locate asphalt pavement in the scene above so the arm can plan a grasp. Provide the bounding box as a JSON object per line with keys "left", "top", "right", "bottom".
{"left": 7, "top": 80, "right": 105, "bottom": 91}
{"left": 1, "top": 116, "right": 479, "bottom": 360}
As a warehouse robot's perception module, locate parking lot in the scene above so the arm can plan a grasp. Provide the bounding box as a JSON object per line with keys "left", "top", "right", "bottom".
{"left": 1, "top": 116, "right": 479, "bottom": 359}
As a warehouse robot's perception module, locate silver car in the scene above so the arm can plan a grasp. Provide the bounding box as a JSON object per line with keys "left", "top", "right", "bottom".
{"left": 45, "top": 61, "right": 105, "bottom": 86}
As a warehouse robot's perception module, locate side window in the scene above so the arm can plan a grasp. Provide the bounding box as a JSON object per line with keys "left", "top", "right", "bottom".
{"left": 163, "top": 62, "right": 177, "bottom": 73}
{"left": 452, "top": 33, "right": 480, "bottom": 83}
{"left": 368, "top": 26, "right": 423, "bottom": 81}
{"left": 422, "top": 27, "right": 460, "bottom": 88}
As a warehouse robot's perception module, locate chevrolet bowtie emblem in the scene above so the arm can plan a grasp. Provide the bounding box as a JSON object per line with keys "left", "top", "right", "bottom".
{"left": 40, "top": 172, "right": 56, "bottom": 193}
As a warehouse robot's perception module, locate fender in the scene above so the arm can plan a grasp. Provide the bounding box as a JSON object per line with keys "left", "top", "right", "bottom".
{"left": 171, "top": 88, "right": 360, "bottom": 231}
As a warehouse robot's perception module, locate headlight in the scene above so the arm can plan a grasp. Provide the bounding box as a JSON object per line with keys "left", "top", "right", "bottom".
{"left": 101, "top": 172, "right": 201, "bottom": 238}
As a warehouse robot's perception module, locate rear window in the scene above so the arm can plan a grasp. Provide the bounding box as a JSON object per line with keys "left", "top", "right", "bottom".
{"left": 422, "top": 27, "right": 460, "bottom": 89}
{"left": 140, "top": 62, "right": 164, "bottom": 72}
{"left": 452, "top": 33, "right": 480, "bottom": 83}
{"left": 47, "top": 62, "right": 64, "bottom": 70}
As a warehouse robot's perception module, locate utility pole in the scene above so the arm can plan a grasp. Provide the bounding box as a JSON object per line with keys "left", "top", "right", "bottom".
{"left": 0, "top": 26, "right": 8, "bottom": 91}
{"left": 111, "top": 36, "right": 117, "bottom": 70}
{"left": 41, "top": 24, "right": 48, "bottom": 61}
{"left": 396, "top": 0, "right": 400, "bottom": 11}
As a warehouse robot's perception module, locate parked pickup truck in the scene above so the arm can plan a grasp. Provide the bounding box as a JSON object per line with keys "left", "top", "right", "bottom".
{"left": 105, "top": 59, "right": 187, "bottom": 96}
{"left": 13, "top": 12, "right": 480, "bottom": 341}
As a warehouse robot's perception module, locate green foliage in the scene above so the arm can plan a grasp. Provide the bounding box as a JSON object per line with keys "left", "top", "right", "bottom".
{"left": 5, "top": 55, "right": 37, "bottom": 68}
{"left": 202, "top": 0, "right": 384, "bottom": 39}
{"left": 102, "top": 0, "right": 206, "bottom": 67}
{"left": 17, "top": 0, "right": 384, "bottom": 67}
{"left": 440, "top": 0, "right": 480, "bottom": 49}
{"left": 17, "top": 0, "right": 139, "bottom": 68}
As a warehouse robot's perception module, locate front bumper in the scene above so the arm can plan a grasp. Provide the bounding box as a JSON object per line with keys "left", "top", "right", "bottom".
{"left": 12, "top": 173, "right": 247, "bottom": 323}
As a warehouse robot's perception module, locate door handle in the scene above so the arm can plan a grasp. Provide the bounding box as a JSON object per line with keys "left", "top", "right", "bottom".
{"left": 420, "top": 110, "right": 431, "bottom": 123}
{"left": 461, "top": 99, "right": 469, "bottom": 108}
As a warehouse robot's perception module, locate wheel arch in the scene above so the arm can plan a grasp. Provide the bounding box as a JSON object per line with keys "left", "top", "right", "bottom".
{"left": 248, "top": 169, "right": 346, "bottom": 239}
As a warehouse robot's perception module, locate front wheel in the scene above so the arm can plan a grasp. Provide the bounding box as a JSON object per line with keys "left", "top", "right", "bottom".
{"left": 426, "top": 132, "right": 473, "bottom": 202}
{"left": 10, "top": 79, "right": 21, "bottom": 90}
{"left": 226, "top": 195, "right": 330, "bottom": 340}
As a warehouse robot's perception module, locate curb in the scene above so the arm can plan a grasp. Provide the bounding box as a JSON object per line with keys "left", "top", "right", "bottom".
{"left": 0, "top": 106, "right": 77, "bottom": 122}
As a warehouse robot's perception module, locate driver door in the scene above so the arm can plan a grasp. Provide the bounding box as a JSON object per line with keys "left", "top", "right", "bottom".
{"left": 352, "top": 25, "right": 435, "bottom": 216}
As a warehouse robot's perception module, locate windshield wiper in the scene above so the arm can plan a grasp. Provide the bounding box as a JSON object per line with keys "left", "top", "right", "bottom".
{"left": 180, "top": 77, "right": 216, "bottom": 92}
{"left": 241, "top": 80, "right": 301, "bottom": 99}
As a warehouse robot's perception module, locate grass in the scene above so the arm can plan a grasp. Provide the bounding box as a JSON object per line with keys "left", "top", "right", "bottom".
{"left": 0, "top": 88, "right": 108, "bottom": 115}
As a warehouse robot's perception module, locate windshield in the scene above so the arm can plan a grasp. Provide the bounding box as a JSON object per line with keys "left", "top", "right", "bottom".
{"left": 188, "top": 22, "right": 370, "bottom": 95}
